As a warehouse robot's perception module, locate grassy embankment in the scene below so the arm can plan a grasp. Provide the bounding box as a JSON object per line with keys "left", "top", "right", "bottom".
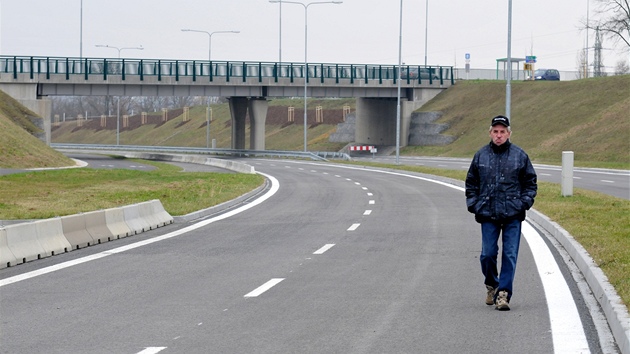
{"left": 1, "top": 76, "right": 628, "bottom": 307}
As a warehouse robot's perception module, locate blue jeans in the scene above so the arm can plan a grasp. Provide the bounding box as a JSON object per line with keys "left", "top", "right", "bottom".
{"left": 480, "top": 219, "right": 522, "bottom": 301}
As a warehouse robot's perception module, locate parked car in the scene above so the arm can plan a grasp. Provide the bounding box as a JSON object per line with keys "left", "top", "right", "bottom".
{"left": 533, "top": 68, "right": 560, "bottom": 81}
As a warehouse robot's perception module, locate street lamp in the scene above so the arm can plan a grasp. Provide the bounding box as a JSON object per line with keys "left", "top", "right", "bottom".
{"left": 94, "top": 44, "right": 144, "bottom": 58}
{"left": 94, "top": 45, "right": 143, "bottom": 146}
{"left": 180, "top": 29, "right": 240, "bottom": 61}
{"left": 269, "top": 0, "right": 343, "bottom": 152}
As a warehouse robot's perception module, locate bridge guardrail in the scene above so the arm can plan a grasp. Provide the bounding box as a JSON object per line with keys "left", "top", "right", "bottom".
{"left": 1, "top": 55, "right": 454, "bottom": 86}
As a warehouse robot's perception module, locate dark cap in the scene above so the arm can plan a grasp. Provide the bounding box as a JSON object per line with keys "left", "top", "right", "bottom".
{"left": 491, "top": 115, "right": 510, "bottom": 127}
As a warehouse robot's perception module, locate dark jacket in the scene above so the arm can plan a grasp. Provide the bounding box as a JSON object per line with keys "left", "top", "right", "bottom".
{"left": 465, "top": 140, "right": 537, "bottom": 223}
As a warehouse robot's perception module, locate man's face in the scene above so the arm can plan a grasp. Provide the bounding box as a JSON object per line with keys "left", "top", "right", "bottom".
{"left": 490, "top": 125, "right": 511, "bottom": 146}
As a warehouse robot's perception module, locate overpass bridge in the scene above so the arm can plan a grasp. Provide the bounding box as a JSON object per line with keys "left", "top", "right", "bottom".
{"left": 0, "top": 55, "right": 454, "bottom": 150}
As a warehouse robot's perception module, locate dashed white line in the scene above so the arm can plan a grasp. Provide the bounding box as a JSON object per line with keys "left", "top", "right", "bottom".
{"left": 313, "top": 244, "right": 335, "bottom": 254}
{"left": 244, "top": 278, "right": 285, "bottom": 298}
{"left": 354, "top": 182, "right": 361, "bottom": 185}
{"left": 367, "top": 192, "right": 373, "bottom": 196}
{"left": 362, "top": 187, "right": 368, "bottom": 190}
{"left": 347, "top": 223, "right": 361, "bottom": 231}
{"left": 369, "top": 200, "right": 375, "bottom": 205}
{"left": 363, "top": 210, "right": 372, "bottom": 215}
{"left": 137, "top": 348, "right": 167, "bottom": 354}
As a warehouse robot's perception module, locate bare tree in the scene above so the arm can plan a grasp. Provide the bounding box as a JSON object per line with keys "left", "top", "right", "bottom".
{"left": 586, "top": 0, "right": 630, "bottom": 48}
{"left": 614, "top": 59, "right": 630, "bottom": 74}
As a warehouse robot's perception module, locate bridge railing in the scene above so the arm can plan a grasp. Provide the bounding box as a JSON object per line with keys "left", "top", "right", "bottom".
{"left": 0, "top": 56, "right": 454, "bottom": 86}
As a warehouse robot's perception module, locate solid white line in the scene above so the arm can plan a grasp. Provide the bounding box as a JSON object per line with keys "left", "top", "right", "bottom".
{"left": 313, "top": 244, "right": 335, "bottom": 255}
{"left": 0, "top": 172, "right": 280, "bottom": 288}
{"left": 244, "top": 278, "right": 285, "bottom": 298}
{"left": 522, "top": 222, "right": 589, "bottom": 353}
{"left": 137, "top": 347, "right": 167, "bottom": 354}
{"left": 347, "top": 223, "right": 360, "bottom": 231}
{"left": 363, "top": 210, "right": 372, "bottom": 215}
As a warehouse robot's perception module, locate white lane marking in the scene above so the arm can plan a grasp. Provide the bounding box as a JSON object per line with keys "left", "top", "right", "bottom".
{"left": 540, "top": 173, "right": 552, "bottom": 176}
{"left": 354, "top": 182, "right": 361, "bottom": 185}
{"left": 244, "top": 278, "right": 285, "bottom": 298}
{"left": 347, "top": 223, "right": 360, "bottom": 231}
{"left": 137, "top": 348, "right": 167, "bottom": 354}
{"left": 369, "top": 200, "right": 375, "bottom": 205}
{"left": 601, "top": 180, "right": 614, "bottom": 183}
{"left": 313, "top": 244, "right": 335, "bottom": 255}
{"left": 367, "top": 192, "right": 373, "bottom": 196}
{"left": 345, "top": 178, "right": 352, "bottom": 181}
{"left": 363, "top": 210, "right": 372, "bottom": 215}
{"left": 362, "top": 187, "right": 368, "bottom": 190}
{"left": 0, "top": 172, "right": 280, "bottom": 288}
{"left": 574, "top": 176, "right": 582, "bottom": 179}
{"left": 522, "top": 222, "right": 589, "bottom": 353}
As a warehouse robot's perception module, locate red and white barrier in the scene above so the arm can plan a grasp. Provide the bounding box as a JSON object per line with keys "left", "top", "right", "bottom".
{"left": 349, "top": 145, "right": 375, "bottom": 151}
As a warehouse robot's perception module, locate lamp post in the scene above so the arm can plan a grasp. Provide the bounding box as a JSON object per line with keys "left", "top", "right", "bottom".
{"left": 180, "top": 29, "right": 240, "bottom": 61}
{"left": 181, "top": 29, "right": 239, "bottom": 149}
{"left": 396, "top": 0, "right": 403, "bottom": 164}
{"left": 424, "top": 0, "right": 428, "bottom": 67}
{"left": 269, "top": 0, "right": 342, "bottom": 152}
{"left": 94, "top": 44, "right": 144, "bottom": 58}
{"left": 94, "top": 45, "right": 143, "bottom": 146}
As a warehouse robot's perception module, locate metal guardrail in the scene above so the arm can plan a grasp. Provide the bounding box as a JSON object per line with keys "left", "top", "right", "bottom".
{"left": 51, "top": 143, "right": 352, "bottom": 162}
{"left": 1, "top": 55, "right": 455, "bottom": 86}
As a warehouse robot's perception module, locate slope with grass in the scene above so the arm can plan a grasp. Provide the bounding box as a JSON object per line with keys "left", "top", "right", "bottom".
{"left": 0, "top": 90, "right": 74, "bottom": 169}
{"left": 405, "top": 75, "right": 630, "bottom": 168}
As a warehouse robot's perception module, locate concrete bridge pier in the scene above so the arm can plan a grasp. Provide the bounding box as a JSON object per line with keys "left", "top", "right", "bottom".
{"left": 228, "top": 96, "right": 268, "bottom": 150}
{"left": 0, "top": 83, "right": 52, "bottom": 145}
{"left": 248, "top": 98, "right": 268, "bottom": 151}
{"left": 228, "top": 97, "right": 248, "bottom": 149}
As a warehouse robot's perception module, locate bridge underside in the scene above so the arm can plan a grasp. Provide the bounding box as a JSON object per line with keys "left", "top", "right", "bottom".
{"left": 0, "top": 80, "right": 444, "bottom": 151}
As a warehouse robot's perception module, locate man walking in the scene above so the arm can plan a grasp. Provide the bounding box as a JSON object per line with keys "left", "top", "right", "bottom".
{"left": 465, "top": 115, "right": 537, "bottom": 311}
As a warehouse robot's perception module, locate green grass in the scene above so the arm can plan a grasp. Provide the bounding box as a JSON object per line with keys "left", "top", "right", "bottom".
{"left": 340, "top": 160, "right": 630, "bottom": 307}
{"left": 0, "top": 160, "right": 264, "bottom": 219}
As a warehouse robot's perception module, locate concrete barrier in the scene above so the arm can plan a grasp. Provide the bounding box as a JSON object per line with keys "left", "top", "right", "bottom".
{"left": 4, "top": 222, "right": 47, "bottom": 264}
{"left": 34, "top": 218, "right": 71, "bottom": 256}
{"left": 61, "top": 213, "right": 93, "bottom": 249}
{"left": 122, "top": 204, "right": 148, "bottom": 235}
{"left": 83, "top": 210, "right": 115, "bottom": 244}
{"left": 104, "top": 208, "right": 132, "bottom": 239}
{"left": 0, "top": 228, "right": 18, "bottom": 268}
{"left": 148, "top": 199, "right": 173, "bottom": 227}
{"left": 137, "top": 201, "right": 161, "bottom": 230}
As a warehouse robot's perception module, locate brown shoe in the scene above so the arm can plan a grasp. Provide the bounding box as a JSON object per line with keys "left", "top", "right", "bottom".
{"left": 485, "top": 285, "right": 496, "bottom": 305}
{"left": 495, "top": 290, "right": 510, "bottom": 311}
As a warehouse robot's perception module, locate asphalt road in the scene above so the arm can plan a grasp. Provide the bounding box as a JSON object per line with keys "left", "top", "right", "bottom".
{"left": 353, "top": 155, "right": 630, "bottom": 200}
{"left": 0, "top": 158, "right": 614, "bottom": 353}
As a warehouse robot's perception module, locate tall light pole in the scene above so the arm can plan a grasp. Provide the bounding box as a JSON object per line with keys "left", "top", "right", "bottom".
{"left": 396, "top": 0, "right": 403, "bottom": 164}
{"left": 80, "top": 0, "right": 83, "bottom": 59}
{"left": 94, "top": 45, "right": 143, "bottom": 145}
{"left": 424, "top": 0, "right": 428, "bottom": 67}
{"left": 505, "top": 0, "right": 513, "bottom": 121}
{"left": 181, "top": 29, "right": 239, "bottom": 149}
{"left": 181, "top": 29, "right": 240, "bottom": 61}
{"left": 269, "top": 0, "right": 343, "bottom": 152}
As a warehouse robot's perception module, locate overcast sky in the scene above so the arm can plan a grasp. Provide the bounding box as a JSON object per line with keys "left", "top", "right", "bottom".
{"left": 1, "top": 0, "right": 627, "bottom": 73}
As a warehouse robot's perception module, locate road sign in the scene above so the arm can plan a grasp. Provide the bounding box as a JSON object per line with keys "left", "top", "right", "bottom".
{"left": 526, "top": 55, "right": 537, "bottom": 63}
{"left": 465, "top": 53, "right": 470, "bottom": 60}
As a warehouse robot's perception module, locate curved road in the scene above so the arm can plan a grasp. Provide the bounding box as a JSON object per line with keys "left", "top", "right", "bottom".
{"left": 0, "top": 157, "right": 617, "bottom": 353}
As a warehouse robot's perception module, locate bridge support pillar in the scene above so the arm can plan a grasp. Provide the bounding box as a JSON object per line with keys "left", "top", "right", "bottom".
{"left": 248, "top": 98, "right": 268, "bottom": 151}
{"left": 229, "top": 97, "right": 249, "bottom": 150}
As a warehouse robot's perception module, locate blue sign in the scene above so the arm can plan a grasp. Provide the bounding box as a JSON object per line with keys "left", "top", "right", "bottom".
{"left": 465, "top": 53, "right": 470, "bottom": 60}
{"left": 525, "top": 55, "right": 537, "bottom": 63}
